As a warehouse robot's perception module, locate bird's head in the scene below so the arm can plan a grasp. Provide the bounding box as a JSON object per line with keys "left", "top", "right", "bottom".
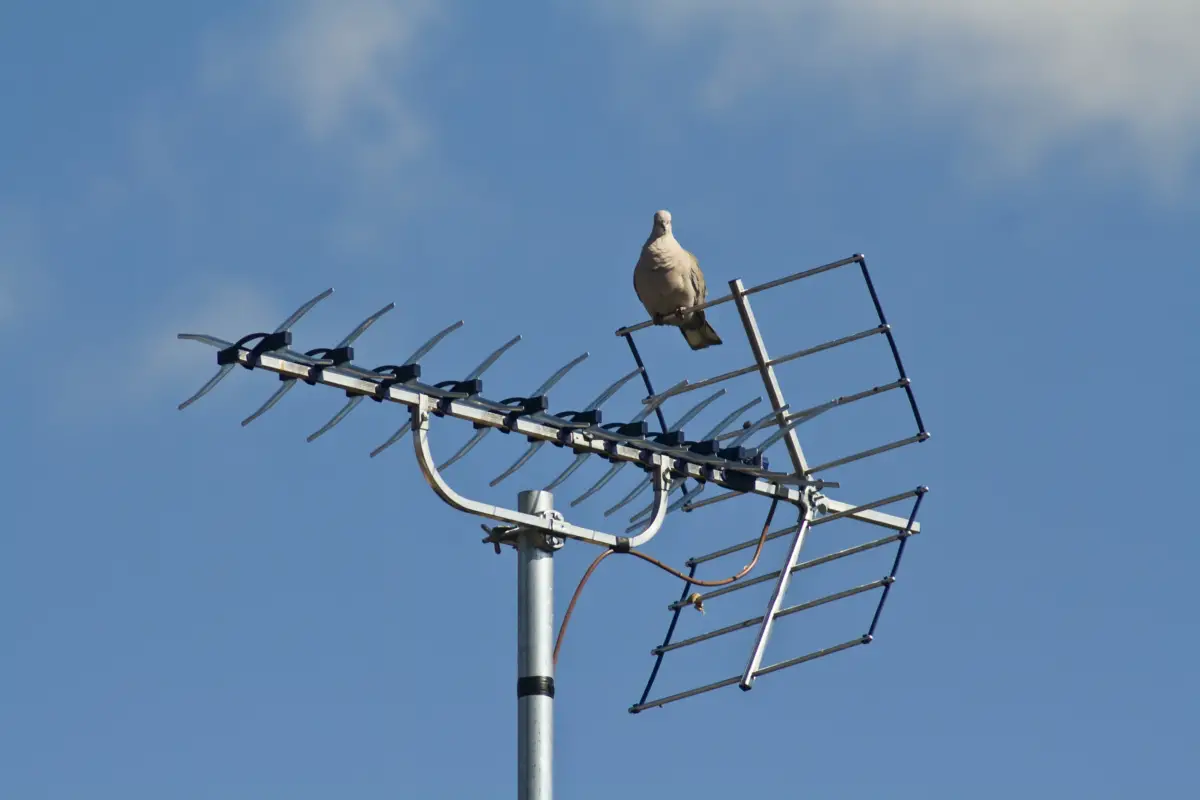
{"left": 651, "top": 209, "right": 673, "bottom": 238}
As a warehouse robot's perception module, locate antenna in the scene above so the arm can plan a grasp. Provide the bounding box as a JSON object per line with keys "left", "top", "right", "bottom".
{"left": 612, "top": 254, "right": 930, "bottom": 711}
{"left": 175, "top": 251, "right": 927, "bottom": 798}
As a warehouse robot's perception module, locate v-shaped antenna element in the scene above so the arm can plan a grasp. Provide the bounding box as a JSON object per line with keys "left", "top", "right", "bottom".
{"left": 624, "top": 397, "right": 763, "bottom": 525}
{"left": 308, "top": 315, "right": 478, "bottom": 444}
{"left": 177, "top": 287, "right": 334, "bottom": 410}
{"left": 440, "top": 351, "right": 589, "bottom": 472}
{"left": 546, "top": 376, "right": 688, "bottom": 494}
{"left": 560, "top": 377, "right": 693, "bottom": 503}
{"left": 673, "top": 406, "right": 802, "bottom": 514}
{"left": 242, "top": 301, "right": 395, "bottom": 426}
{"left": 481, "top": 354, "right": 615, "bottom": 486}
{"left": 538, "top": 367, "right": 649, "bottom": 491}
{"left": 601, "top": 387, "right": 728, "bottom": 517}
{"left": 362, "top": 320, "right": 466, "bottom": 455}
{"left": 365, "top": 325, "right": 524, "bottom": 455}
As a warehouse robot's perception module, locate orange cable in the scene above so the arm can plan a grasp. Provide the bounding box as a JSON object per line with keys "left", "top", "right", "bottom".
{"left": 552, "top": 496, "right": 781, "bottom": 665}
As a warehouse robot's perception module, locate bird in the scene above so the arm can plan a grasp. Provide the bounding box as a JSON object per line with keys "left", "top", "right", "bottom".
{"left": 633, "top": 209, "right": 722, "bottom": 350}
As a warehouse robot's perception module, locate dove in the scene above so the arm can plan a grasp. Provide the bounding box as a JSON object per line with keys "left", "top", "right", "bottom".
{"left": 633, "top": 209, "right": 722, "bottom": 350}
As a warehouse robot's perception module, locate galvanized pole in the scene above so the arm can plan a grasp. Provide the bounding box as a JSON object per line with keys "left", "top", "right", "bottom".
{"left": 516, "top": 490, "right": 558, "bottom": 800}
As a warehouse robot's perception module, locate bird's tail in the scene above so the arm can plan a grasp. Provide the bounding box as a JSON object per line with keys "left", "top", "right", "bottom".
{"left": 681, "top": 314, "right": 722, "bottom": 350}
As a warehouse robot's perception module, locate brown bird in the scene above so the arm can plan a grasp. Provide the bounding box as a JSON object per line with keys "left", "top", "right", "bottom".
{"left": 633, "top": 210, "right": 722, "bottom": 350}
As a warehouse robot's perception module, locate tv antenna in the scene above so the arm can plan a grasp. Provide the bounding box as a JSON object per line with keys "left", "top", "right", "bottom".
{"left": 176, "top": 252, "right": 928, "bottom": 799}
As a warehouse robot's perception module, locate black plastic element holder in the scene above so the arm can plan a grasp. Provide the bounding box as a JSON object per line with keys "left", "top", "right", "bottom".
{"left": 218, "top": 330, "right": 292, "bottom": 369}
{"left": 485, "top": 394, "right": 549, "bottom": 432}
{"left": 717, "top": 444, "right": 749, "bottom": 462}
{"left": 432, "top": 378, "right": 484, "bottom": 418}
{"left": 499, "top": 395, "right": 550, "bottom": 416}
{"left": 369, "top": 364, "right": 422, "bottom": 401}
{"left": 721, "top": 470, "right": 761, "bottom": 492}
{"left": 653, "top": 431, "right": 686, "bottom": 447}
{"left": 602, "top": 420, "right": 650, "bottom": 438}
{"left": 434, "top": 378, "right": 484, "bottom": 398}
{"left": 296, "top": 345, "right": 355, "bottom": 383}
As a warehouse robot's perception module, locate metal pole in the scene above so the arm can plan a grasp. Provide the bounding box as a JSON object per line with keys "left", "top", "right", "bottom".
{"left": 729, "top": 278, "right": 814, "bottom": 690}
{"left": 729, "top": 278, "right": 810, "bottom": 475}
{"left": 517, "top": 490, "right": 557, "bottom": 800}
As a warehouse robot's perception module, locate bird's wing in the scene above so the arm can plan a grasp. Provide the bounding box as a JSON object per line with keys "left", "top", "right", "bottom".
{"left": 686, "top": 249, "right": 707, "bottom": 303}
{"left": 633, "top": 255, "right": 650, "bottom": 309}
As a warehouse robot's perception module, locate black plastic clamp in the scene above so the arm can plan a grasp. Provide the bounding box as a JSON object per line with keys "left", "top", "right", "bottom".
{"left": 370, "top": 364, "right": 422, "bottom": 401}
{"left": 718, "top": 444, "right": 750, "bottom": 462}
{"left": 433, "top": 378, "right": 483, "bottom": 418}
{"left": 217, "top": 330, "right": 292, "bottom": 370}
{"left": 554, "top": 409, "right": 603, "bottom": 427}
{"left": 482, "top": 394, "right": 545, "bottom": 432}
{"left": 653, "top": 430, "right": 686, "bottom": 447}
{"left": 434, "top": 378, "right": 484, "bottom": 397}
{"left": 601, "top": 420, "right": 649, "bottom": 438}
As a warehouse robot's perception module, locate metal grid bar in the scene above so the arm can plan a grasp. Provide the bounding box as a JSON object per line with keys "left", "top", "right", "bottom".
{"left": 640, "top": 325, "right": 888, "bottom": 405}
{"left": 784, "top": 378, "right": 909, "bottom": 425}
{"left": 688, "top": 488, "right": 923, "bottom": 566}
{"left": 670, "top": 532, "right": 903, "bottom": 610}
{"left": 804, "top": 433, "right": 930, "bottom": 476}
{"left": 629, "top": 637, "right": 867, "bottom": 713}
{"left": 811, "top": 488, "right": 926, "bottom": 528}
{"left": 616, "top": 254, "right": 862, "bottom": 337}
{"left": 653, "top": 578, "right": 889, "bottom": 656}
{"left": 679, "top": 489, "right": 743, "bottom": 513}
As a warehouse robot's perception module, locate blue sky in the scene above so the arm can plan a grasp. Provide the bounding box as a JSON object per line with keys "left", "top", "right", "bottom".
{"left": 3, "top": 1, "right": 1198, "bottom": 797}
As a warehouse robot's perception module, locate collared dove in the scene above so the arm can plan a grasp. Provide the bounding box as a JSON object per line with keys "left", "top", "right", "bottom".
{"left": 633, "top": 209, "right": 722, "bottom": 350}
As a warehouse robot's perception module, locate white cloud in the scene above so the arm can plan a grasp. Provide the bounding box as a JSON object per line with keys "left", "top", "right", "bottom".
{"left": 59, "top": 282, "right": 283, "bottom": 422}
{"left": 598, "top": 0, "right": 1200, "bottom": 179}
{"left": 203, "top": 0, "right": 440, "bottom": 175}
